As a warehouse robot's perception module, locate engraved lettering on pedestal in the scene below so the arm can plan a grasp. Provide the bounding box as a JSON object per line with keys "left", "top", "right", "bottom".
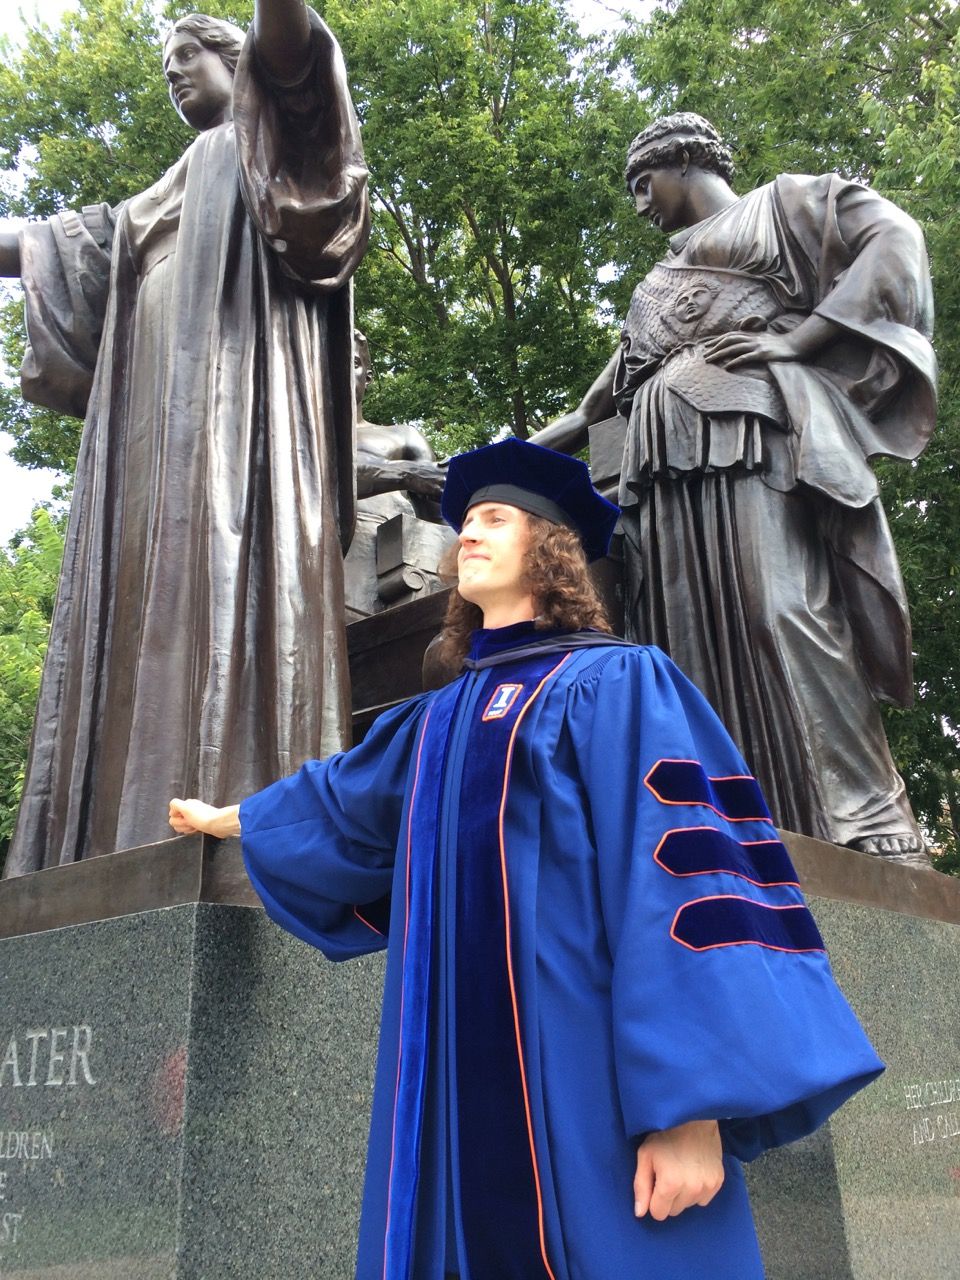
{"left": 0, "top": 1041, "right": 18, "bottom": 1089}
{"left": 44, "top": 1029, "right": 67, "bottom": 1086}
{"left": 902, "top": 1072, "right": 960, "bottom": 1162}
{"left": 25, "top": 1031, "right": 47, "bottom": 1087}
{"left": 0, "top": 1023, "right": 96, "bottom": 1265}
{"left": 0, "top": 1215, "right": 22, "bottom": 1245}
{"left": 913, "top": 1115, "right": 937, "bottom": 1146}
{"left": 0, "top": 1133, "right": 53, "bottom": 1160}
{"left": 0, "top": 1025, "right": 97, "bottom": 1089}
{"left": 68, "top": 1025, "right": 96, "bottom": 1085}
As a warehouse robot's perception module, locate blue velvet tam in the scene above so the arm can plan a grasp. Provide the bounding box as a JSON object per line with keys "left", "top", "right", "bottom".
{"left": 441, "top": 437, "right": 619, "bottom": 562}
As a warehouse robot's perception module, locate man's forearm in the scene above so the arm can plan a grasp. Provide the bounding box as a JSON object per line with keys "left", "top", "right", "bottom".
{"left": 169, "top": 799, "right": 242, "bottom": 838}
{"left": 209, "top": 804, "right": 242, "bottom": 838}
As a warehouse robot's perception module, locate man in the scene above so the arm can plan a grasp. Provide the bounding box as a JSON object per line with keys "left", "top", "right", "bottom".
{"left": 532, "top": 113, "right": 936, "bottom": 867}
{"left": 171, "top": 438, "right": 882, "bottom": 1279}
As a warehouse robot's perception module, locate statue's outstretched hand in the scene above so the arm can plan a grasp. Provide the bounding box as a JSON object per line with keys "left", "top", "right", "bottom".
{"left": 253, "top": 0, "right": 313, "bottom": 85}
{"left": 168, "top": 798, "right": 241, "bottom": 839}
{"left": 402, "top": 461, "right": 446, "bottom": 499}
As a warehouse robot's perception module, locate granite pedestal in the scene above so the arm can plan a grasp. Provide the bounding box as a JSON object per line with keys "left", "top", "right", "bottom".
{"left": 0, "top": 838, "right": 384, "bottom": 1279}
{"left": 1, "top": 835, "right": 958, "bottom": 1278}
{"left": 746, "top": 838, "right": 960, "bottom": 1280}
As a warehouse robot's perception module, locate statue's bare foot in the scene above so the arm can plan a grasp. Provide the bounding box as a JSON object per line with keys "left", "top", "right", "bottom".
{"left": 850, "top": 834, "right": 932, "bottom": 869}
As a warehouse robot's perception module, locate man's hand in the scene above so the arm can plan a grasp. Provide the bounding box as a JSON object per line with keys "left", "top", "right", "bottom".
{"left": 634, "top": 1120, "right": 724, "bottom": 1221}
{"left": 168, "top": 799, "right": 241, "bottom": 839}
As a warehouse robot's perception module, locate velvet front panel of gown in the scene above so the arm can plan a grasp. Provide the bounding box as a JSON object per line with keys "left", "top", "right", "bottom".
{"left": 6, "top": 14, "right": 367, "bottom": 873}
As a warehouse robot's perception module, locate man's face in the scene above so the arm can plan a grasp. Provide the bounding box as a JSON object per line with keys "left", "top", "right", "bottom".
{"left": 164, "top": 33, "right": 234, "bottom": 131}
{"left": 630, "top": 164, "right": 690, "bottom": 233}
{"left": 457, "top": 502, "right": 532, "bottom": 614}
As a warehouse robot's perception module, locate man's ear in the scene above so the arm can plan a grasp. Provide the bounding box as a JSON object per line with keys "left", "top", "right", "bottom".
{"left": 680, "top": 148, "right": 690, "bottom": 176}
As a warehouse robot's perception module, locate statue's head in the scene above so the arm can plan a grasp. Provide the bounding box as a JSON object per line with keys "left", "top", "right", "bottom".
{"left": 354, "top": 329, "right": 373, "bottom": 411}
{"left": 163, "top": 14, "right": 245, "bottom": 132}
{"left": 624, "top": 113, "right": 735, "bottom": 192}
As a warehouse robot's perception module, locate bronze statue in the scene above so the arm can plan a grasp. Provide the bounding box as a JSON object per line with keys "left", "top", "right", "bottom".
{"left": 353, "top": 330, "right": 445, "bottom": 517}
{"left": 344, "top": 330, "right": 450, "bottom": 619}
{"left": 533, "top": 114, "right": 937, "bottom": 867}
{"left": 0, "top": 0, "right": 369, "bottom": 875}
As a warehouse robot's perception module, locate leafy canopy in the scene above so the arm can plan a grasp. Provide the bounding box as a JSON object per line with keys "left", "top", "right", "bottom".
{"left": 0, "top": 0, "right": 956, "bottom": 866}
{"left": 0, "top": 506, "right": 66, "bottom": 869}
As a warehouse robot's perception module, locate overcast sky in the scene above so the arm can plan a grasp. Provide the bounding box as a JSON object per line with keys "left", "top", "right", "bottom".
{"left": 0, "top": 0, "right": 654, "bottom": 41}
{"left": 0, "top": 0, "right": 654, "bottom": 544}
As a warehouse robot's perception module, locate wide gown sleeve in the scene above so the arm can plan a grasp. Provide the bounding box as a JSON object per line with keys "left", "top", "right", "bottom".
{"left": 567, "top": 646, "right": 884, "bottom": 1162}
{"left": 239, "top": 695, "right": 430, "bottom": 961}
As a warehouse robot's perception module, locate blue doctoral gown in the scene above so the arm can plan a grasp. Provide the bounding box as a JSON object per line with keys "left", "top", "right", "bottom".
{"left": 240, "top": 625, "right": 883, "bottom": 1280}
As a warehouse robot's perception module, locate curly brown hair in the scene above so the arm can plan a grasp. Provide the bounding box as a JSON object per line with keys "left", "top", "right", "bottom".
{"left": 436, "top": 513, "right": 612, "bottom": 669}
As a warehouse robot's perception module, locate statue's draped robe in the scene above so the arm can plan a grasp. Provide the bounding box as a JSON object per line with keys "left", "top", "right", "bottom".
{"left": 5, "top": 15, "right": 369, "bottom": 875}
{"left": 614, "top": 174, "right": 936, "bottom": 847}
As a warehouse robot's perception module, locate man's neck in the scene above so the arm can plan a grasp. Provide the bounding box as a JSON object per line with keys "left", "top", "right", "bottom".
{"left": 479, "top": 600, "right": 537, "bottom": 630}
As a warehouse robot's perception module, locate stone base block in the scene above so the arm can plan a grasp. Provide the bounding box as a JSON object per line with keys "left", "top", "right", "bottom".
{"left": 1, "top": 836, "right": 958, "bottom": 1277}
{"left": 747, "top": 888, "right": 960, "bottom": 1280}
{"left": 0, "top": 852, "right": 384, "bottom": 1279}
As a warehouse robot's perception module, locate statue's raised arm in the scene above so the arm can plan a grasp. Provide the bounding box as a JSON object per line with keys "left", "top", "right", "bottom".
{"left": 253, "top": 0, "right": 313, "bottom": 84}
{"left": 0, "top": 230, "right": 20, "bottom": 277}
{"left": 5, "top": 7, "right": 368, "bottom": 879}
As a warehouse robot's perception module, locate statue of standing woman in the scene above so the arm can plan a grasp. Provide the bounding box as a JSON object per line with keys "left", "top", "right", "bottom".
{"left": 1, "top": 0, "right": 369, "bottom": 876}
{"left": 534, "top": 114, "right": 937, "bottom": 867}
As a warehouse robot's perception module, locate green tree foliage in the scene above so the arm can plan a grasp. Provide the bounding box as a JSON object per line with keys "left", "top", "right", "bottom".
{"left": 0, "top": 507, "right": 66, "bottom": 873}
{"left": 611, "top": 0, "right": 956, "bottom": 186}
{"left": 0, "top": 0, "right": 955, "bottom": 864}
{"left": 862, "top": 23, "right": 960, "bottom": 870}
{"left": 325, "top": 0, "right": 634, "bottom": 450}
{"left": 0, "top": 296, "right": 83, "bottom": 470}
{"left": 0, "top": 0, "right": 191, "bottom": 472}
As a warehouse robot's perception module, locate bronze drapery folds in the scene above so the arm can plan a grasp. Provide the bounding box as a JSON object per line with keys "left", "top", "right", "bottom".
{"left": 4, "top": 9, "right": 369, "bottom": 876}
{"left": 614, "top": 120, "right": 936, "bottom": 863}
